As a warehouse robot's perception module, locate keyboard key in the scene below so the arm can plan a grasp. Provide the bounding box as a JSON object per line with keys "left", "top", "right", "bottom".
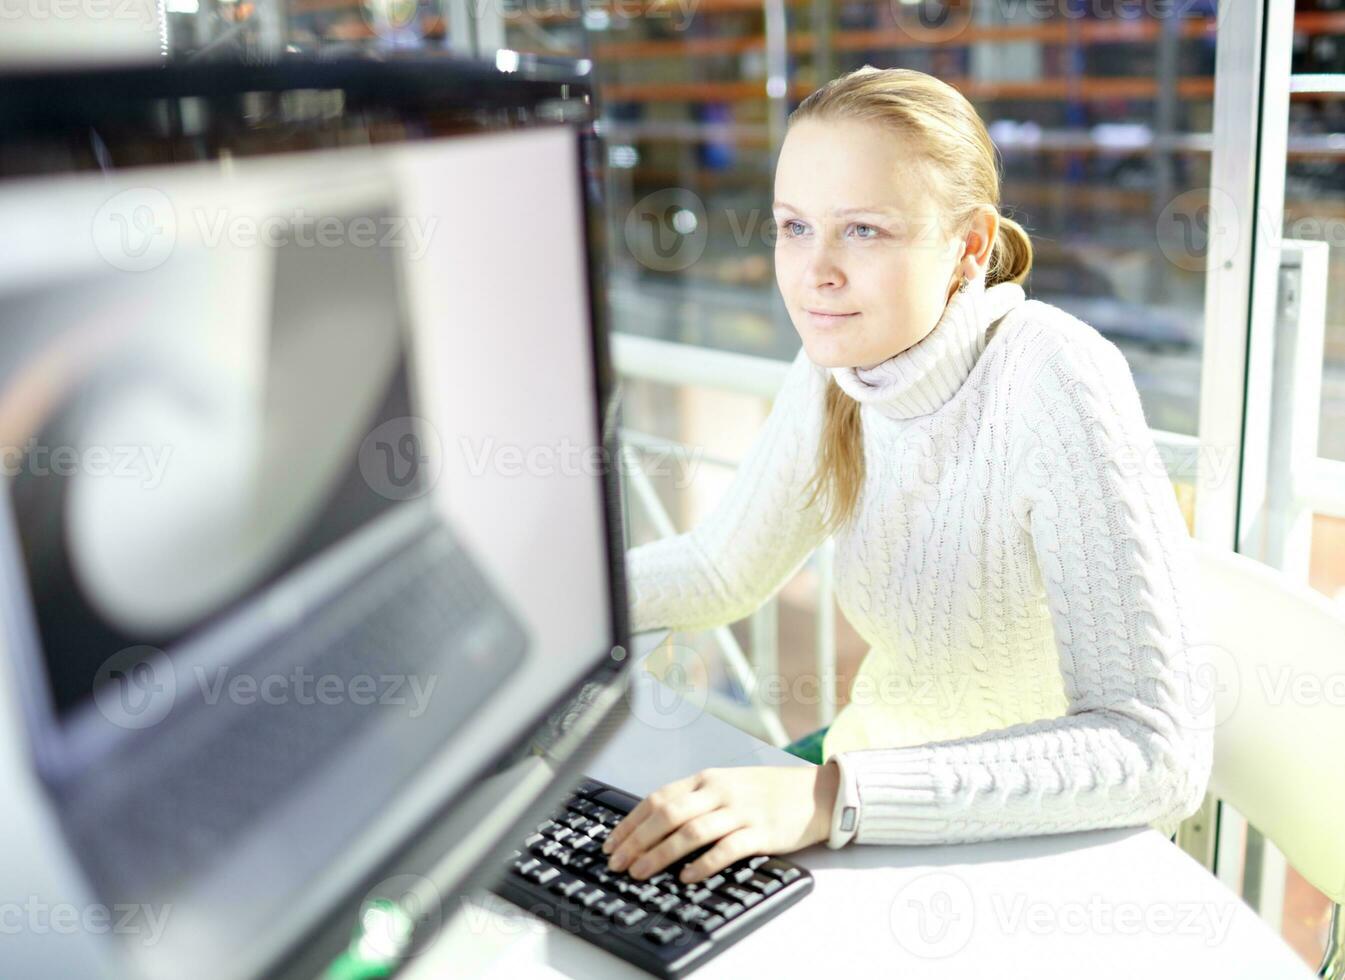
{"left": 746, "top": 874, "right": 782, "bottom": 896}
{"left": 685, "top": 886, "right": 713, "bottom": 905}
{"left": 723, "top": 885, "right": 762, "bottom": 908}
{"left": 702, "top": 873, "right": 726, "bottom": 891}
{"left": 691, "top": 913, "right": 725, "bottom": 933}
{"left": 627, "top": 882, "right": 660, "bottom": 904}
{"left": 729, "top": 866, "right": 754, "bottom": 885}
{"left": 597, "top": 897, "right": 627, "bottom": 918}
{"left": 748, "top": 855, "right": 770, "bottom": 870}
{"left": 645, "top": 923, "right": 684, "bottom": 945}
{"left": 649, "top": 893, "right": 681, "bottom": 914}
{"left": 614, "top": 905, "right": 648, "bottom": 927}
{"left": 512, "top": 857, "right": 541, "bottom": 877}
{"left": 528, "top": 865, "right": 560, "bottom": 886}
{"left": 523, "top": 833, "right": 544, "bottom": 848}
{"left": 674, "top": 905, "right": 707, "bottom": 925}
{"left": 704, "top": 897, "right": 744, "bottom": 920}
{"left": 590, "top": 789, "right": 640, "bottom": 813}
{"left": 757, "top": 859, "right": 801, "bottom": 884}
{"left": 548, "top": 875, "right": 586, "bottom": 898}
{"left": 576, "top": 887, "right": 609, "bottom": 908}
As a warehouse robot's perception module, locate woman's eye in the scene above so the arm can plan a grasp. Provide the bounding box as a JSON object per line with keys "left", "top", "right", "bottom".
{"left": 783, "top": 219, "right": 807, "bottom": 237}
{"left": 850, "top": 223, "right": 879, "bottom": 239}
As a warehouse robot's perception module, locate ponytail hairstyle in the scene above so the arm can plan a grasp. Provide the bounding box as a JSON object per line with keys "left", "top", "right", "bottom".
{"left": 793, "top": 65, "right": 1034, "bottom": 534}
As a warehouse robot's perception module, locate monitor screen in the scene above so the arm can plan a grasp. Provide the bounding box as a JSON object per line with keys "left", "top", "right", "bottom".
{"left": 5, "top": 211, "right": 422, "bottom": 719}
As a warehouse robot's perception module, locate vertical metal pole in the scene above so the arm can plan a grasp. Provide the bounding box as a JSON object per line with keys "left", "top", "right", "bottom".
{"left": 1150, "top": 7, "right": 1180, "bottom": 307}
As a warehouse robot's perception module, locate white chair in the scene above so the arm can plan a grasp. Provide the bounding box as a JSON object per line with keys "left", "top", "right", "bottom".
{"left": 1190, "top": 539, "right": 1345, "bottom": 979}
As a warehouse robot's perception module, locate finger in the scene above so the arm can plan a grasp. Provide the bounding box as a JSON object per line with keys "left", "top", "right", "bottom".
{"left": 607, "top": 786, "right": 719, "bottom": 872}
{"left": 603, "top": 771, "right": 706, "bottom": 855}
{"left": 678, "top": 826, "right": 760, "bottom": 885}
{"left": 628, "top": 807, "right": 746, "bottom": 881}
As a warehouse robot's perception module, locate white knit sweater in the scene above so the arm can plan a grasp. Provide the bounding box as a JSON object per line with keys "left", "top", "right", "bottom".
{"left": 624, "top": 273, "right": 1214, "bottom": 846}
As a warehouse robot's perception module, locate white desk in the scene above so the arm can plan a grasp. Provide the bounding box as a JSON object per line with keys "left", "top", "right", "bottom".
{"left": 406, "top": 632, "right": 1315, "bottom": 979}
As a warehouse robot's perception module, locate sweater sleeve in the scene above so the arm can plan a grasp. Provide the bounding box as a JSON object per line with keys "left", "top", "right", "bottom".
{"left": 829, "top": 334, "right": 1214, "bottom": 845}
{"left": 624, "top": 346, "right": 831, "bottom": 634}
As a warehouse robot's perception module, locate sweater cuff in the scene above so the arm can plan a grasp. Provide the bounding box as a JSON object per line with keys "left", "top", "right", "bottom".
{"left": 834, "top": 746, "right": 951, "bottom": 845}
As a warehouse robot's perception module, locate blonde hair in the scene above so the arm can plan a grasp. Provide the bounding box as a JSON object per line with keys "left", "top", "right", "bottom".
{"left": 793, "top": 65, "right": 1034, "bottom": 533}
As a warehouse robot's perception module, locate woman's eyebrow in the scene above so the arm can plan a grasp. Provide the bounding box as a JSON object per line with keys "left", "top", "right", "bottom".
{"left": 772, "top": 201, "right": 896, "bottom": 218}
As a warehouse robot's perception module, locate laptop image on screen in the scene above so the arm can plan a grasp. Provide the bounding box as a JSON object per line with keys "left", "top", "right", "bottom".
{"left": 0, "top": 176, "right": 529, "bottom": 977}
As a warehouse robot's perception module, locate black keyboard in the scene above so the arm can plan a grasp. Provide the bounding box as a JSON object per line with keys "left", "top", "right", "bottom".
{"left": 490, "top": 776, "right": 814, "bottom": 978}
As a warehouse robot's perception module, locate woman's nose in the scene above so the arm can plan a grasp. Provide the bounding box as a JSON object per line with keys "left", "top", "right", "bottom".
{"left": 803, "top": 241, "right": 845, "bottom": 290}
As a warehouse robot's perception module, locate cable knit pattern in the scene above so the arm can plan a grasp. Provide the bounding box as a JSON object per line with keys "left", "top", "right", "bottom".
{"left": 624, "top": 273, "right": 1214, "bottom": 846}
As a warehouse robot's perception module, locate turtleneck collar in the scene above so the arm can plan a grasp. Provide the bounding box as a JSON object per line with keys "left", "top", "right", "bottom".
{"left": 828, "top": 274, "right": 1026, "bottom": 420}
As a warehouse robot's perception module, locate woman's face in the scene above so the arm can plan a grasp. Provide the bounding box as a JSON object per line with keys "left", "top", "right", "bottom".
{"left": 773, "top": 118, "right": 972, "bottom": 370}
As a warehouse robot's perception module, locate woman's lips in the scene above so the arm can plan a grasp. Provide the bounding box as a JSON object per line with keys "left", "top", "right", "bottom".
{"left": 806, "top": 310, "right": 859, "bottom": 328}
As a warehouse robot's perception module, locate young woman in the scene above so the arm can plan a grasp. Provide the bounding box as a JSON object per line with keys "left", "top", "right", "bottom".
{"left": 602, "top": 66, "right": 1213, "bottom": 887}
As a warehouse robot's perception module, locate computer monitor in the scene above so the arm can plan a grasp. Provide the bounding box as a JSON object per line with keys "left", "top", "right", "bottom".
{"left": 0, "top": 57, "right": 633, "bottom": 980}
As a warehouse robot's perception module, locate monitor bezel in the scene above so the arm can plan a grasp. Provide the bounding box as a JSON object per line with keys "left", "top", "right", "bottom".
{"left": 0, "top": 53, "right": 634, "bottom": 980}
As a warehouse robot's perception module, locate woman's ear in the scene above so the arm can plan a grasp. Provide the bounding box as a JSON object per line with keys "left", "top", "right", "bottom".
{"left": 963, "top": 204, "right": 999, "bottom": 275}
